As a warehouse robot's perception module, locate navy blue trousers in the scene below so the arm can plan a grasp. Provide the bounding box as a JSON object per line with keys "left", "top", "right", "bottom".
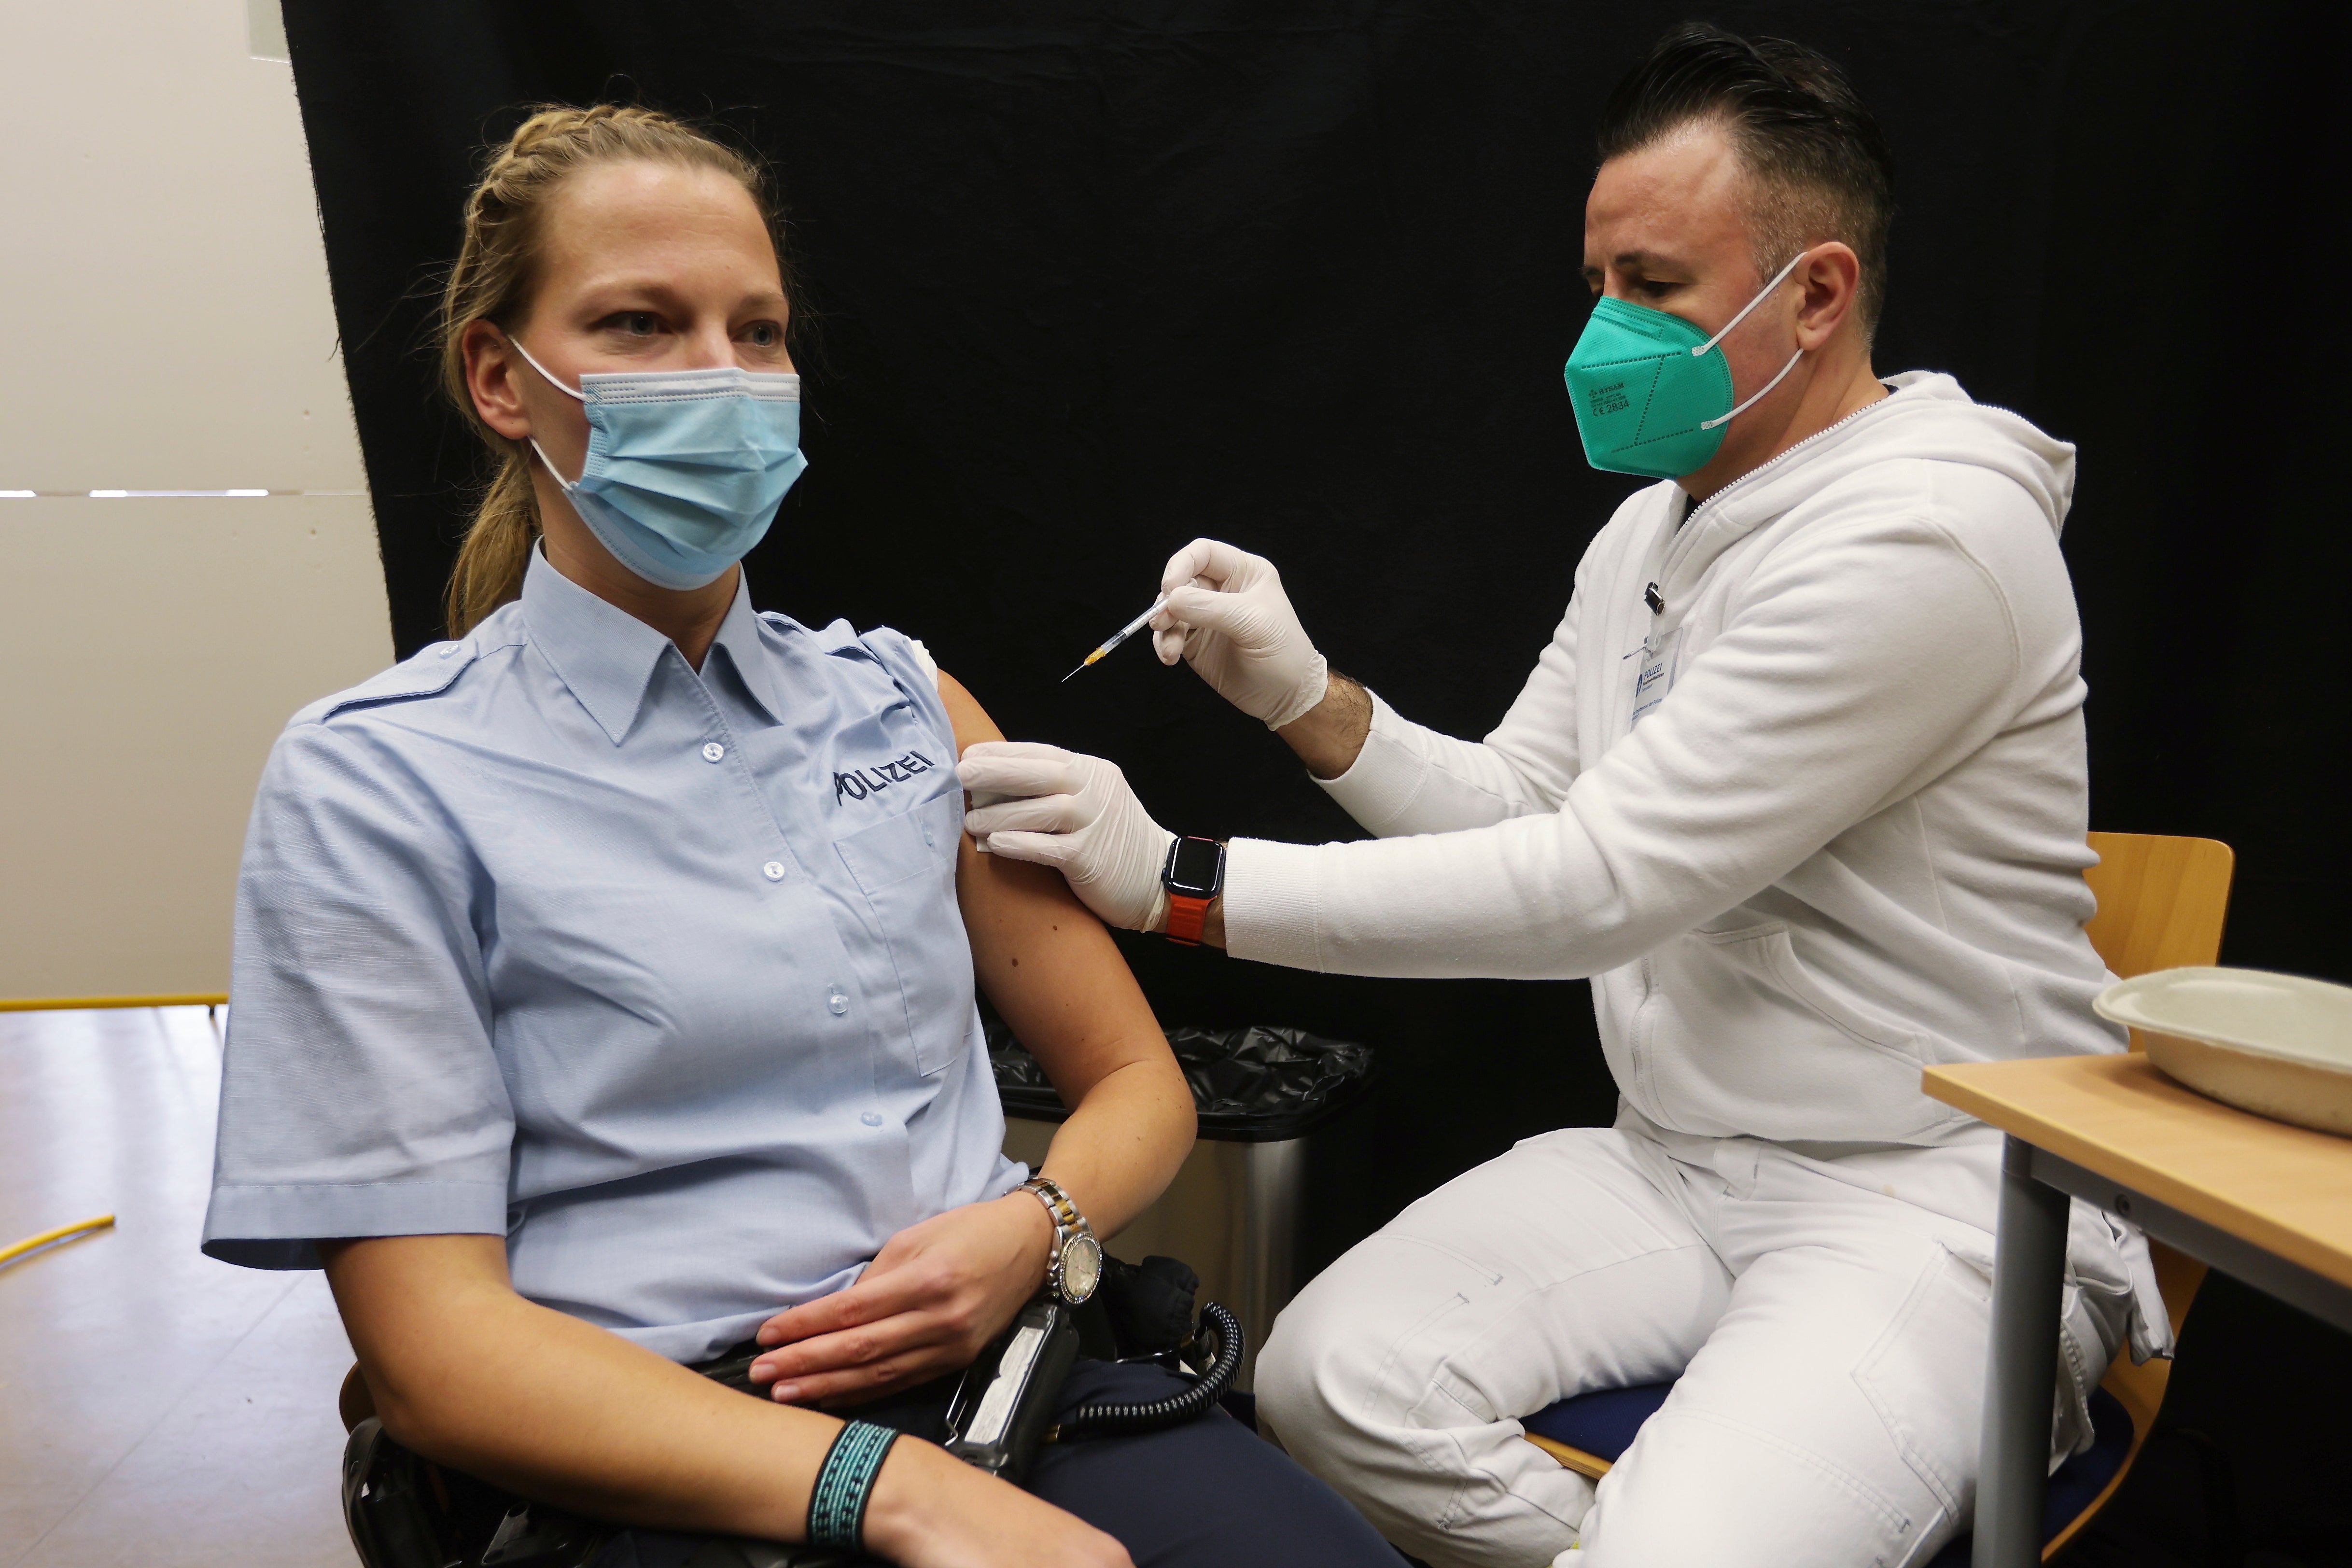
{"left": 592, "top": 1360, "right": 1400, "bottom": 1568}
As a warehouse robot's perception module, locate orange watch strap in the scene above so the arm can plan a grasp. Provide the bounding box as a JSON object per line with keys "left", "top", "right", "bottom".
{"left": 1164, "top": 893, "right": 1211, "bottom": 946}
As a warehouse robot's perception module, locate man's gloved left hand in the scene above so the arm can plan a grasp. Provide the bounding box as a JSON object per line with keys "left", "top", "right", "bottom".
{"left": 959, "top": 742, "right": 1173, "bottom": 933}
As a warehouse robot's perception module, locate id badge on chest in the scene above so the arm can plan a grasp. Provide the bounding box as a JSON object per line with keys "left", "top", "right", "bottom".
{"left": 1630, "top": 624, "right": 1680, "bottom": 728}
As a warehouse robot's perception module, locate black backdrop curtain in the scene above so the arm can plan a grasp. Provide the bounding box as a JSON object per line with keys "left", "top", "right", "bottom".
{"left": 281, "top": 4, "right": 2347, "bottom": 1557}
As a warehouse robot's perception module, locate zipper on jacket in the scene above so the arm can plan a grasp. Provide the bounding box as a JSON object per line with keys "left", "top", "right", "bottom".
{"left": 1662, "top": 387, "right": 1902, "bottom": 588}
{"left": 1625, "top": 388, "right": 1893, "bottom": 728}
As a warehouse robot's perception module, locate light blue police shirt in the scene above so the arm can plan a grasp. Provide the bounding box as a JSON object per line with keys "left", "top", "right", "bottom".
{"left": 203, "top": 548, "right": 1023, "bottom": 1362}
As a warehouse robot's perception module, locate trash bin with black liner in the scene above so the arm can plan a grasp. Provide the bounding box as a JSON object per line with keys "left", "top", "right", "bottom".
{"left": 990, "top": 1020, "right": 1375, "bottom": 1392}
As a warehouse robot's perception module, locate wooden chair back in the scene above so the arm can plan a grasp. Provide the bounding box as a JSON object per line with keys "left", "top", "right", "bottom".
{"left": 2081, "top": 831, "right": 2236, "bottom": 998}
{"left": 2045, "top": 831, "right": 2235, "bottom": 1559}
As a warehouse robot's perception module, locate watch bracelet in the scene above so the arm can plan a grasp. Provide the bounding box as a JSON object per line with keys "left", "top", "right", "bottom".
{"left": 1021, "top": 1175, "right": 1088, "bottom": 1236}
{"left": 1020, "top": 1176, "right": 1097, "bottom": 1300}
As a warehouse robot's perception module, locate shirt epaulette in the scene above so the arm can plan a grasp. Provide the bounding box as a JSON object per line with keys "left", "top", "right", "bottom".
{"left": 763, "top": 611, "right": 868, "bottom": 655}
{"left": 303, "top": 637, "right": 508, "bottom": 725}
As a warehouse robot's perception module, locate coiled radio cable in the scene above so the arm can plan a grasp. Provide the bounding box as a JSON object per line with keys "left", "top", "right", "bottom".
{"left": 1050, "top": 1301, "right": 1245, "bottom": 1442}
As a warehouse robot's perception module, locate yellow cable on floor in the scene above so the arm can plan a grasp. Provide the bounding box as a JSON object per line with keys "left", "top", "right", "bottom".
{"left": 0, "top": 1214, "right": 115, "bottom": 1267}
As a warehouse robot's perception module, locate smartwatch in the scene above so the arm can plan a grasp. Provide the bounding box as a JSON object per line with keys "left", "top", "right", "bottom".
{"left": 1161, "top": 835, "right": 1225, "bottom": 946}
{"left": 1019, "top": 1175, "right": 1102, "bottom": 1305}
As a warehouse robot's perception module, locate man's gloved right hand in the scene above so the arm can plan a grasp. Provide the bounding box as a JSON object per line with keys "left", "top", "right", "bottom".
{"left": 1151, "top": 539, "right": 1330, "bottom": 731}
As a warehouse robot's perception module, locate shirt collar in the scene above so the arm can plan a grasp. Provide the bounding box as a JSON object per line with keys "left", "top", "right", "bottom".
{"left": 704, "top": 582, "right": 790, "bottom": 728}
{"left": 520, "top": 548, "right": 784, "bottom": 743}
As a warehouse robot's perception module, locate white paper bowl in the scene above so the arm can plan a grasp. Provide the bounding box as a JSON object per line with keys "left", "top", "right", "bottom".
{"left": 2095, "top": 967, "right": 2352, "bottom": 1137}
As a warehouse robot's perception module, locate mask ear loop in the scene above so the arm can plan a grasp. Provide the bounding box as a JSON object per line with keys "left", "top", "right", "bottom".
{"left": 504, "top": 335, "right": 588, "bottom": 486}
{"left": 1700, "top": 348, "right": 1804, "bottom": 431}
{"left": 1691, "top": 248, "right": 1813, "bottom": 431}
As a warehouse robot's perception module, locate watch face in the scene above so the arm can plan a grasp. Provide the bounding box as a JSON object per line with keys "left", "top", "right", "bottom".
{"left": 1165, "top": 836, "right": 1223, "bottom": 899}
{"left": 1060, "top": 1234, "right": 1103, "bottom": 1303}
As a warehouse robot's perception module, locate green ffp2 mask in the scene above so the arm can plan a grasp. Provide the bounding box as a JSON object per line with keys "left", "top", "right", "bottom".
{"left": 1563, "top": 250, "right": 1808, "bottom": 479}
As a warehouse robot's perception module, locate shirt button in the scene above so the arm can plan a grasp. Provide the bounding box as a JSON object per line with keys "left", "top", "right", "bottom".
{"left": 702, "top": 742, "right": 725, "bottom": 763}
{"left": 860, "top": 1111, "right": 883, "bottom": 1127}
{"left": 827, "top": 988, "right": 849, "bottom": 1016}
{"left": 762, "top": 861, "right": 787, "bottom": 882}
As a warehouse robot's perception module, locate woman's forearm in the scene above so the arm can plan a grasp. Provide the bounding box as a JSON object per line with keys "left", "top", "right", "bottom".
{"left": 1036, "top": 1054, "right": 1196, "bottom": 1241}
{"left": 324, "top": 1234, "right": 945, "bottom": 1545}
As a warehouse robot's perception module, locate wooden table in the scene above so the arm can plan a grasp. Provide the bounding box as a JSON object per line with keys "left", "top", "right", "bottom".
{"left": 1923, "top": 1053, "right": 2352, "bottom": 1568}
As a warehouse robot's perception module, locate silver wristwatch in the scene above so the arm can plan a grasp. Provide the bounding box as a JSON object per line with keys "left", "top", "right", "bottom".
{"left": 1020, "top": 1175, "right": 1102, "bottom": 1305}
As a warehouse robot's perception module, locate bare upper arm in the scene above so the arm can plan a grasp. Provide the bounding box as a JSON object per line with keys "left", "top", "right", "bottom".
{"left": 321, "top": 1233, "right": 513, "bottom": 1333}
{"left": 936, "top": 672, "right": 1166, "bottom": 1106}
{"left": 318, "top": 1234, "right": 517, "bottom": 1433}
{"left": 937, "top": 670, "right": 1004, "bottom": 752}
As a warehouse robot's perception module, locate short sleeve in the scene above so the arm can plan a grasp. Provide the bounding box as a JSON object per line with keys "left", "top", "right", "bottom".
{"left": 202, "top": 716, "right": 514, "bottom": 1269}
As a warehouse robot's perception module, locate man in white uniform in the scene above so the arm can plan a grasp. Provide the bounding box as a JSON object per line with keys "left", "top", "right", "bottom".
{"left": 958, "top": 23, "right": 2168, "bottom": 1568}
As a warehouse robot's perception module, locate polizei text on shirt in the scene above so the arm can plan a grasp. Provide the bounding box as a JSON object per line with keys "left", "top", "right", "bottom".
{"left": 834, "top": 751, "right": 938, "bottom": 804}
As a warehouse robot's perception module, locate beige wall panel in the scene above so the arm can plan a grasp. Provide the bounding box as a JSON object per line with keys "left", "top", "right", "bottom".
{"left": 0, "top": 0, "right": 367, "bottom": 493}
{"left": 0, "top": 496, "right": 393, "bottom": 999}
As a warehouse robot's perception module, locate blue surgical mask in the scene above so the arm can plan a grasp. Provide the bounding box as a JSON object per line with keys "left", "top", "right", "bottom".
{"left": 512, "top": 339, "right": 808, "bottom": 590}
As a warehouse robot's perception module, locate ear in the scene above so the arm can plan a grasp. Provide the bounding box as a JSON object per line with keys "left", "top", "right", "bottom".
{"left": 462, "top": 321, "right": 534, "bottom": 441}
{"left": 1792, "top": 243, "right": 1863, "bottom": 351}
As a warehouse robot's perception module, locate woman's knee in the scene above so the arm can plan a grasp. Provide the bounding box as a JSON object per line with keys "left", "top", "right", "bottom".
{"left": 1030, "top": 1400, "right": 1399, "bottom": 1567}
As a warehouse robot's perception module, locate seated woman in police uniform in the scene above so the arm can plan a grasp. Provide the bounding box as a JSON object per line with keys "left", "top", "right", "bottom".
{"left": 199, "top": 105, "right": 1394, "bottom": 1568}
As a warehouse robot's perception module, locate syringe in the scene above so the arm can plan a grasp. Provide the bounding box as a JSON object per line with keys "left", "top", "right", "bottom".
{"left": 1061, "top": 596, "right": 1171, "bottom": 682}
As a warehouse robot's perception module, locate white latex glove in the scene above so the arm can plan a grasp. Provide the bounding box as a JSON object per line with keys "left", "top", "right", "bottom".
{"left": 958, "top": 742, "right": 1173, "bottom": 933}
{"left": 1151, "top": 538, "right": 1330, "bottom": 730}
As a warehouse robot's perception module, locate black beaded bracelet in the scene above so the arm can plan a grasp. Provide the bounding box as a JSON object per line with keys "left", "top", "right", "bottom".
{"left": 808, "top": 1418, "right": 900, "bottom": 1554}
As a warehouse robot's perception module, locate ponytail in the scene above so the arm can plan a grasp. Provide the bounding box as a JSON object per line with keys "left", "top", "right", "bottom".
{"left": 443, "top": 461, "right": 542, "bottom": 638}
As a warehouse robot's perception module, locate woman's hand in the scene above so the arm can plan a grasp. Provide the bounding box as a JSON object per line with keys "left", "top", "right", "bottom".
{"left": 750, "top": 1193, "right": 1054, "bottom": 1406}
{"left": 866, "top": 1439, "right": 1133, "bottom": 1568}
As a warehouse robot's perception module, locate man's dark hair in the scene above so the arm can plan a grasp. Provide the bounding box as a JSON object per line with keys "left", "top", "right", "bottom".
{"left": 1597, "top": 22, "right": 1895, "bottom": 338}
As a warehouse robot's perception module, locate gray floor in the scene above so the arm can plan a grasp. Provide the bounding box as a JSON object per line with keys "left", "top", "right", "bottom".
{"left": 1, "top": 1006, "right": 351, "bottom": 1567}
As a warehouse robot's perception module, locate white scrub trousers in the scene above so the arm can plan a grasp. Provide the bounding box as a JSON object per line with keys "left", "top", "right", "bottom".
{"left": 1256, "top": 1121, "right": 2136, "bottom": 1568}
